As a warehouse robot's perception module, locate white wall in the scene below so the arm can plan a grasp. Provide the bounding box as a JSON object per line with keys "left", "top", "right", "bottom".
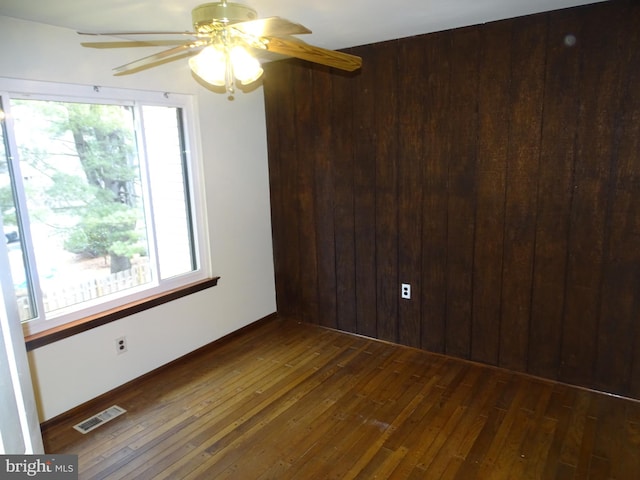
{"left": 0, "top": 16, "right": 277, "bottom": 421}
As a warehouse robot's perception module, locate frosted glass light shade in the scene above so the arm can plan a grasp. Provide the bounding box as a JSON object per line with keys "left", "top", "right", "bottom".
{"left": 189, "top": 46, "right": 226, "bottom": 86}
{"left": 230, "top": 46, "right": 263, "bottom": 85}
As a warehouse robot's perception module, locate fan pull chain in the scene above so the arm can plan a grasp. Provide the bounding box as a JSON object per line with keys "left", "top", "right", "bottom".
{"left": 225, "top": 46, "right": 235, "bottom": 98}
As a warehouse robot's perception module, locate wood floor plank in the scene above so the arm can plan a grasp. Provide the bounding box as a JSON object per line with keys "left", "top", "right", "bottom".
{"left": 413, "top": 372, "right": 485, "bottom": 472}
{"left": 41, "top": 317, "right": 640, "bottom": 479}
{"left": 519, "top": 416, "right": 558, "bottom": 480}
{"left": 357, "top": 446, "right": 409, "bottom": 479}
{"left": 413, "top": 369, "right": 501, "bottom": 476}
{"left": 559, "top": 390, "right": 592, "bottom": 467}
{"left": 382, "top": 362, "right": 471, "bottom": 478}
{"left": 574, "top": 415, "right": 597, "bottom": 478}
{"left": 474, "top": 377, "right": 531, "bottom": 478}
{"left": 541, "top": 392, "right": 579, "bottom": 479}
{"left": 450, "top": 379, "right": 512, "bottom": 480}
{"left": 502, "top": 382, "right": 554, "bottom": 479}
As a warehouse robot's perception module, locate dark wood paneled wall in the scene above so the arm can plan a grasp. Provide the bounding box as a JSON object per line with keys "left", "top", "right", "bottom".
{"left": 263, "top": 0, "right": 640, "bottom": 400}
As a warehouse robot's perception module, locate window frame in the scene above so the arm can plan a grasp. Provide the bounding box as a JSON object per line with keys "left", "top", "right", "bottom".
{"left": 0, "top": 77, "right": 212, "bottom": 338}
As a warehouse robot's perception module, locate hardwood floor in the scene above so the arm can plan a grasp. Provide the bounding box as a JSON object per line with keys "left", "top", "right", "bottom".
{"left": 42, "top": 318, "right": 640, "bottom": 479}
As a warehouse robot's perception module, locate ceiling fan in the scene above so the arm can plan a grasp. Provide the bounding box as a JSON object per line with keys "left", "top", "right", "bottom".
{"left": 80, "top": 1, "right": 363, "bottom": 97}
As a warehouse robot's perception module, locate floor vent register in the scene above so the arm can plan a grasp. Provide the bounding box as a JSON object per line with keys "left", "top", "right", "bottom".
{"left": 73, "top": 405, "right": 127, "bottom": 434}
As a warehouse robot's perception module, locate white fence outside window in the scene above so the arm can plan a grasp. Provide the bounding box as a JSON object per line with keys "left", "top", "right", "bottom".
{"left": 16, "top": 259, "right": 152, "bottom": 322}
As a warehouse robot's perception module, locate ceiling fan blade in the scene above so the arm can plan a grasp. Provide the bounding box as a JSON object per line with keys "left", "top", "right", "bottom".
{"left": 264, "top": 37, "right": 362, "bottom": 72}
{"left": 113, "top": 42, "right": 204, "bottom": 75}
{"left": 81, "top": 40, "right": 192, "bottom": 49}
{"left": 230, "top": 17, "right": 311, "bottom": 37}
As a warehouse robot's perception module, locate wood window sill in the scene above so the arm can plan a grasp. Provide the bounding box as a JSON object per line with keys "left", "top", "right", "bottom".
{"left": 25, "top": 277, "right": 220, "bottom": 351}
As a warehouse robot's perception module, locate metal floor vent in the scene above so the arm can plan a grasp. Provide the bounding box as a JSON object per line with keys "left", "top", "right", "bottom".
{"left": 73, "top": 405, "right": 126, "bottom": 434}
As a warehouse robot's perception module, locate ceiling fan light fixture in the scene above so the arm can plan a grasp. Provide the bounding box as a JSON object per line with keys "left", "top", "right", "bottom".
{"left": 80, "top": 1, "right": 362, "bottom": 96}
{"left": 189, "top": 45, "right": 226, "bottom": 86}
{"left": 189, "top": 43, "right": 263, "bottom": 90}
{"left": 230, "top": 45, "right": 263, "bottom": 85}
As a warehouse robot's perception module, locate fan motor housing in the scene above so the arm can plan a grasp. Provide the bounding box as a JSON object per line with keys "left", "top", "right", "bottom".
{"left": 192, "top": 2, "right": 258, "bottom": 31}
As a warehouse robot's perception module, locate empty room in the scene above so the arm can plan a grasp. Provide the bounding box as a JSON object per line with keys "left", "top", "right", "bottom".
{"left": 0, "top": 0, "right": 638, "bottom": 478}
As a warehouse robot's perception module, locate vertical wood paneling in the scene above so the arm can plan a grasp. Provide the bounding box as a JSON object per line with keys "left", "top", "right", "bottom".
{"left": 594, "top": 2, "right": 640, "bottom": 396}
{"left": 421, "top": 31, "right": 451, "bottom": 354}
{"left": 374, "top": 41, "right": 400, "bottom": 343}
{"left": 312, "top": 66, "right": 338, "bottom": 329}
{"left": 263, "top": 0, "right": 640, "bottom": 401}
{"left": 623, "top": 3, "right": 640, "bottom": 399}
{"left": 472, "top": 20, "right": 511, "bottom": 366}
{"left": 528, "top": 10, "right": 582, "bottom": 380}
{"left": 397, "top": 36, "right": 426, "bottom": 348}
{"left": 498, "top": 15, "right": 547, "bottom": 372}
{"left": 560, "top": 4, "right": 623, "bottom": 387}
{"left": 292, "top": 62, "right": 320, "bottom": 325}
{"left": 352, "top": 45, "right": 378, "bottom": 338}
{"left": 332, "top": 69, "right": 357, "bottom": 333}
{"left": 444, "top": 27, "right": 479, "bottom": 359}
{"left": 264, "top": 63, "right": 299, "bottom": 318}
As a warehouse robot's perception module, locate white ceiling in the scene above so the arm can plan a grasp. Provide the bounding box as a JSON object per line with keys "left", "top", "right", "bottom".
{"left": 0, "top": 0, "right": 605, "bottom": 51}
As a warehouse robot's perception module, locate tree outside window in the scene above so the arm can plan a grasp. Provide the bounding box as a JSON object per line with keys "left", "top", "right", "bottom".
{"left": 0, "top": 83, "right": 206, "bottom": 334}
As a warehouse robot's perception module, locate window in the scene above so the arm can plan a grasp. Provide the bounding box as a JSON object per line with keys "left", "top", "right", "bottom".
{"left": 0, "top": 79, "right": 210, "bottom": 336}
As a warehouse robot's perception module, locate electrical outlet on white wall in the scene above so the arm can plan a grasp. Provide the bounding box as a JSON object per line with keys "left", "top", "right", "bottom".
{"left": 115, "top": 337, "right": 127, "bottom": 355}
